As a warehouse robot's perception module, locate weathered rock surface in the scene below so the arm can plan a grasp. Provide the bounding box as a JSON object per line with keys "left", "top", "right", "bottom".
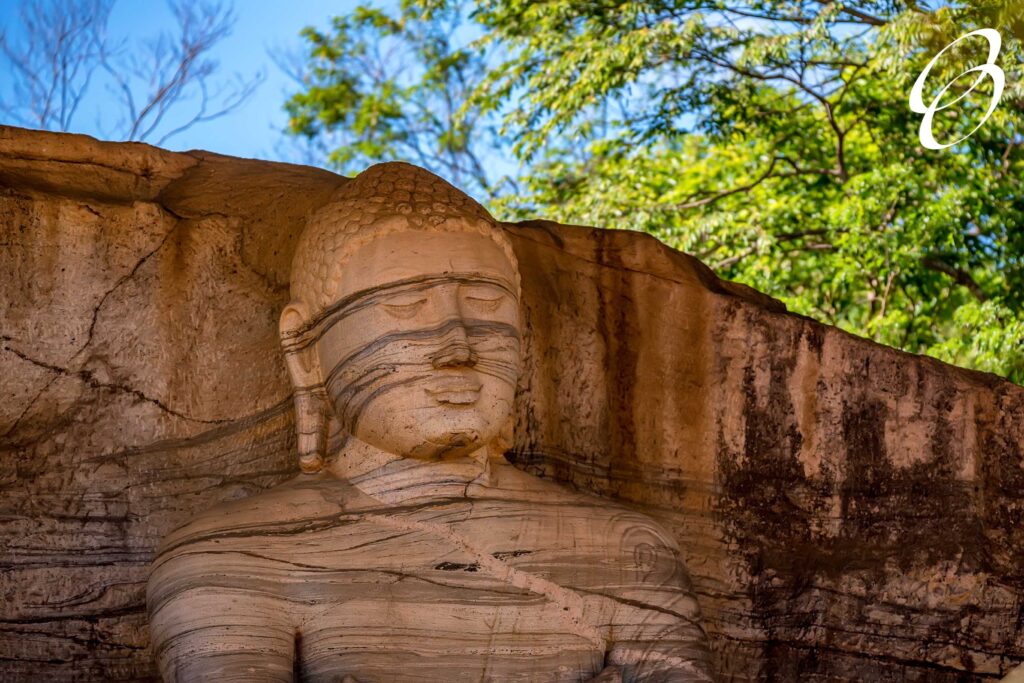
{"left": 1, "top": 125, "right": 1022, "bottom": 681}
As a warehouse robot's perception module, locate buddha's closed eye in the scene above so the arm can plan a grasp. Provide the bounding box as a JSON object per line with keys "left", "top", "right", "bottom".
{"left": 464, "top": 294, "right": 504, "bottom": 312}
{"left": 382, "top": 297, "right": 428, "bottom": 319}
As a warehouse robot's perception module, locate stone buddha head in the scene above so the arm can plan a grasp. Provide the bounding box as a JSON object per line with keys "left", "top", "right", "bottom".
{"left": 279, "top": 162, "right": 522, "bottom": 473}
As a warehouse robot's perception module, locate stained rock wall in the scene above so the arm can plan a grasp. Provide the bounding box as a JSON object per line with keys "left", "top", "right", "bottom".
{"left": 1, "top": 126, "right": 1022, "bottom": 681}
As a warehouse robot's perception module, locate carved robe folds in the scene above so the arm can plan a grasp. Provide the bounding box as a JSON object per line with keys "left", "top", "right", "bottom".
{"left": 149, "top": 448, "right": 711, "bottom": 682}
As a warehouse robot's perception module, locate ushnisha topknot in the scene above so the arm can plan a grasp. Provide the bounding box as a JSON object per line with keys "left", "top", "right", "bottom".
{"left": 290, "top": 161, "right": 519, "bottom": 318}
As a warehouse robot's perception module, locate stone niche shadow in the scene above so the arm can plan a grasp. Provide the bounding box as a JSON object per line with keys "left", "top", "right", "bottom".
{"left": 1, "top": 126, "right": 1022, "bottom": 682}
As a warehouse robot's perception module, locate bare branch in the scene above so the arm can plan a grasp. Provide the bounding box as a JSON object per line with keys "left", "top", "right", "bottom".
{"left": 0, "top": 0, "right": 261, "bottom": 145}
{"left": 0, "top": 0, "right": 112, "bottom": 131}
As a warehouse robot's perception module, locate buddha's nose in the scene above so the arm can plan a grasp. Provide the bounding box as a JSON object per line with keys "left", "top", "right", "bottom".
{"left": 431, "top": 319, "right": 476, "bottom": 368}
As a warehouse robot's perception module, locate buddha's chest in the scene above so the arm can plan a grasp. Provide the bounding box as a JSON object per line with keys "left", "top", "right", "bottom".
{"left": 275, "top": 498, "right": 632, "bottom": 592}
{"left": 256, "top": 500, "right": 630, "bottom": 680}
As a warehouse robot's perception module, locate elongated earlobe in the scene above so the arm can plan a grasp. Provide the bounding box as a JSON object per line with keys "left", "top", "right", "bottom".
{"left": 280, "top": 303, "right": 327, "bottom": 473}
{"left": 292, "top": 387, "right": 328, "bottom": 473}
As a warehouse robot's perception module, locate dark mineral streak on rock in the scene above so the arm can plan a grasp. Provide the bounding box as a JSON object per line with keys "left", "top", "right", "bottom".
{"left": 710, "top": 302, "right": 1022, "bottom": 680}
{"left": 434, "top": 561, "right": 481, "bottom": 572}
{"left": 595, "top": 228, "right": 640, "bottom": 497}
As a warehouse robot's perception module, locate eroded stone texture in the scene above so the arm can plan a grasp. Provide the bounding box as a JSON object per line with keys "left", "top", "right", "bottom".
{"left": 1, "top": 125, "right": 1023, "bottom": 681}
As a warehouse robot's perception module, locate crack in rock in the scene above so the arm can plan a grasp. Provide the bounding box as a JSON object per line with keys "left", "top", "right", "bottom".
{"left": 2, "top": 342, "right": 230, "bottom": 425}
{"left": 74, "top": 217, "right": 181, "bottom": 360}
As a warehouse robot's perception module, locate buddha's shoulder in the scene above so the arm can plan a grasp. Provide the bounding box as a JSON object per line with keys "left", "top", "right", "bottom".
{"left": 495, "top": 465, "right": 679, "bottom": 549}
{"left": 155, "top": 474, "right": 363, "bottom": 556}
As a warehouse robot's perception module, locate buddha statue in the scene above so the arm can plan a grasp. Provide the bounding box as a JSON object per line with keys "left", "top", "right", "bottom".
{"left": 147, "top": 162, "right": 713, "bottom": 682}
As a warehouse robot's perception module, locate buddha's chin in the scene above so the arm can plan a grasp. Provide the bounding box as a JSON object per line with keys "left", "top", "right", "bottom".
{"left": 404, "top": 426, "right": 487, "bottom": 461}
{"left": 352, "top": 393, "right": 509, "bottom": 461}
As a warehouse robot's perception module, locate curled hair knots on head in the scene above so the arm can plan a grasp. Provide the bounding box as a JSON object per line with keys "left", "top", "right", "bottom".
{"left": 290, "top": 161, "right": 520, "bottom": 320}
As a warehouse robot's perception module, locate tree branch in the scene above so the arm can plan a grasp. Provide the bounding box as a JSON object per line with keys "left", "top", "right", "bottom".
{"left": 675, "top": 154, "right": 841, "bottom": 212}
{"left": 920, "top": 256, "right": 988, "bottom": 301}
{"left": 815, "top": 1, "right": 887, "bottom": 26}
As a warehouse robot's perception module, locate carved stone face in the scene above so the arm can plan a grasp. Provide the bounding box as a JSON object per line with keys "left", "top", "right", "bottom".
{"left": 314, "top": 228, "right": 521, "bottom": 460}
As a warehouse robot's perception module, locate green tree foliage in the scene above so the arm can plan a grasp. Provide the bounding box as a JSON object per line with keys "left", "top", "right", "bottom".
{"left": 283, "top": 1, "right": 513, "bottom": 197}
{"left": 285, "top": 0, "right": 1024, "bottom": 384}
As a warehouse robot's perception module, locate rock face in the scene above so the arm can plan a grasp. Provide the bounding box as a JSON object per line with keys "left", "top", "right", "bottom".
{"left": 1, "top": 125, "right": 1022, "bottom": 681}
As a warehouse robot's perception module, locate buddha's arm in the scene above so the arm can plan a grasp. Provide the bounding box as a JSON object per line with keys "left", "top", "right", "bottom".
{"left": 148, "top": 550, "right": 297, "bottom": 681}
{"left": 600, "top": 588, "right": 713, "bottom": 683}
{"left": 594, "top": 524, "right": 714, "bottom": 682}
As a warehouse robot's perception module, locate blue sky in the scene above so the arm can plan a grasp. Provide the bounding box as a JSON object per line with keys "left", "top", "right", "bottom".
{"left": 0, "top": 0, "right": 353, "bottom": 161}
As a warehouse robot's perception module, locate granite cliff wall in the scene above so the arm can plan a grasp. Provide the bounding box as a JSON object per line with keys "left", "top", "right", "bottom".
{"left": 1, "top": 126, "right": 1022, "bottom": 681}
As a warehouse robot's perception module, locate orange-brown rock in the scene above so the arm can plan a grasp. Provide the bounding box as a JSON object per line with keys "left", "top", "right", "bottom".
{"left": 1, "top": 125, "right": 1023, "bottom": 681}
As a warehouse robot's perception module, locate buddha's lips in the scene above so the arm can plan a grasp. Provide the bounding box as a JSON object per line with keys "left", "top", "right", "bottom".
{"left": 425, "top": 378, "right": 482, "bottom": 404}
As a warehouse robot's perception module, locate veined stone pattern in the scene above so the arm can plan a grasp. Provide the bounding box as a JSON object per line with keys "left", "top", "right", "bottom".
{"left": 1, "top": 125, "right": 1023, "bottom": 681}
{"left": 148, "top": 451, "right": 711, "bottom": 681}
